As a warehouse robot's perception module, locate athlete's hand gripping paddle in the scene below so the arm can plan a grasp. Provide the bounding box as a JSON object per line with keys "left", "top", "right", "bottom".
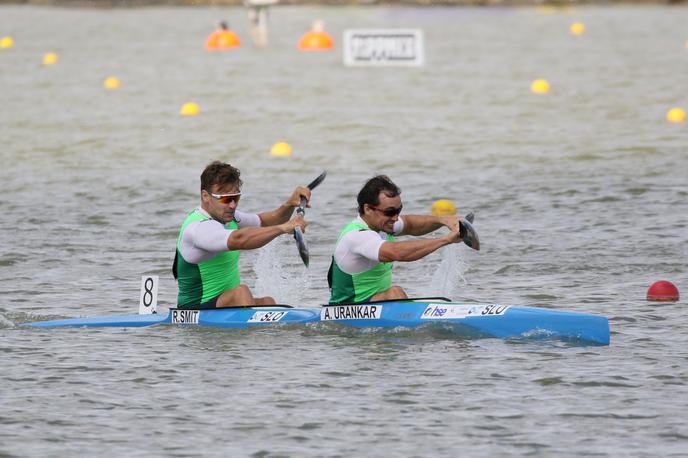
{"left": 459, "top": 212, "right": 480, "bottom": 251}
{"left": 294, "top": 171, "right": 327, "bottom": 267}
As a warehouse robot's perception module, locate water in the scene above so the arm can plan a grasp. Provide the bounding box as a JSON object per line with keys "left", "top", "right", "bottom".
{"left": 1, "top": 4, "right": 687, "bottom": 456}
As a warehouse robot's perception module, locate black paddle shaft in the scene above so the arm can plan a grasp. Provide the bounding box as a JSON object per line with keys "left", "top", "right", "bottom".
{"left": 294, "top": 171, "right": 327, "bottom": 267}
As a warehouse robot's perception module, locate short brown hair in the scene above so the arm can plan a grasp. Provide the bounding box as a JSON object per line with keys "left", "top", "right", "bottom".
{"left": 200, "top": 161, "right": 243, "bottom": 192}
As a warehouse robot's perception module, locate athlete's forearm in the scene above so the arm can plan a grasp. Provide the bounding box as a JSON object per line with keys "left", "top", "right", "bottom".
{"left": 227, "top": 225, "right": 287, "bottom": 250}
{"left": 399, "top": 215, "right": 444, "bottom": 236}
{"left": 378, "top": 236, "right": 451, "bottom": 263}
{"left": 257, "top": 204, "right": 295, "bottom": 227}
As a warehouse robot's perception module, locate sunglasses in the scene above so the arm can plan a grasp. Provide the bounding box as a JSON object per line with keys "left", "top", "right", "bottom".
{"left": 369, "top": 204, "right": 403, "bottom": 217}
{"left": 207, "top": 191, "right": 242, "bottom": 204}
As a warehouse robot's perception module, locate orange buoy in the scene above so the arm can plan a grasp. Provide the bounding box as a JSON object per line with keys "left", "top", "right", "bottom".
{"left": 298, "top": 20, "right": 334, "bottom": 51}
{"left": 205, "top": 21, "right": 241, "bottom": 51}
{"left": 647, "top": 280, "right": 679, "bottom": 302}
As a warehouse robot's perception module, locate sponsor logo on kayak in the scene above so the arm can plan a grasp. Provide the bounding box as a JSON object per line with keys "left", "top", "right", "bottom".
{"left": 248, "top": 311, "right": 287, "bottom": 323}
{"left": 421, "top": 304, "right": 509, "bottom": 319}
{"left": 171, "top": 309, "right": 199, "bottom": 324}
{"left": 321, "top": 305, "right": 382, "bottom": 321}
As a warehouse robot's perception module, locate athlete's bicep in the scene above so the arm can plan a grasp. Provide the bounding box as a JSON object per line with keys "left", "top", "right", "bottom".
{"left": 377, "top": 241, "right": 397, "bottom": 263}
{"left": 335, "top": 231, "right": 383, "bottom": 274}
{"left": 349, "top": 231, "right": 385, "bottom": 262}
{"left": 235, "top": 211, "right": 261, "bottom": 228}
{"left": 187, "top": 221, "right": 232, "bottom": 255}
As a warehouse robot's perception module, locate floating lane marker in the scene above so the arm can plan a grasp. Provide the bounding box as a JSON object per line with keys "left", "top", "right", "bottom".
{"left": 431, "top": 199, "right": 456, "bottom": 216}
{"left": 647, "top": 280, "right": 679, "bottom": 302}
{"left": 43, "top": 52, "right": 58, "bottom": 66}
{"left": 205, "top": 30, "right": 241, "bottom": 50}
{"left": 570, "top": 22, "right": 586, "bottom": 36}
{"left": 666, "top": 107, "right": 686, "bottom": 124}
{"left": 180, "top": 102, "right": 200, "bottom": 116}
{"left": 104, "top": 76, "right": 121, "bottom": 90}
{"left": 270, "top": 141, "right": 293, "bottom": 157}
{"left": 298, "top": 20, "right": 334, "bottom": 51}
{"left": 530, "top": 79, "right": 550, "bottom": 94}
{"left": 1, "top": 36, "right": 14, "bottom": 49}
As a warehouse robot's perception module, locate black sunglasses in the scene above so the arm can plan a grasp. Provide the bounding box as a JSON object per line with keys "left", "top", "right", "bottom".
{"left": 369, "top": 204, "right": 403, "bottom": 217}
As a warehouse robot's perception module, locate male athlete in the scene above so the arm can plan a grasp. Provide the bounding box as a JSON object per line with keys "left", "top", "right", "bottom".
{"left": 329, "top": 175, "right": 476, "bottom": 304}
{"left": 174, "top": 161, "right": 309, "bottom": 309}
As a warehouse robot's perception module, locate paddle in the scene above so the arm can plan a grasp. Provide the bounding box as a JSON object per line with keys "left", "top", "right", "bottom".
{"left": 294, "top": 171, "right": 327, "bottom": 267}
{"left": 459, "top": 212, "right": 480, "bottom": 250}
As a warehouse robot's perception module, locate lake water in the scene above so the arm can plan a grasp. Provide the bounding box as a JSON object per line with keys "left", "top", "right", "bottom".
{"left": 1, "top": 4, "right": 687, "bottom": 456}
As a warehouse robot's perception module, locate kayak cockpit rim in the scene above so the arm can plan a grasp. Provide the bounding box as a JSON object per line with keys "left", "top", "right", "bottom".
{"left": 321, "top": 296, "right": 453, "bottom": 307}
{"left": 173, "top": 304, "right": 295, "bottom": 311}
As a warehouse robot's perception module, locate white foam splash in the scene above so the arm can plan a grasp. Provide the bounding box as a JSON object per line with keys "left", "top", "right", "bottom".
{"left": 254, "top": 240, "right": 310, "bottom": 305}
{"left": 429, "top": 244, "right": 468, "bottom": 297}
{"left": 0, "top": 313, "right": 16, "bottom": 328}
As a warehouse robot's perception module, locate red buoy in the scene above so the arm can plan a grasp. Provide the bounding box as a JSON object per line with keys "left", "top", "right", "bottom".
{"left": 647, "top": 280, "right": 679, "bottom": 302}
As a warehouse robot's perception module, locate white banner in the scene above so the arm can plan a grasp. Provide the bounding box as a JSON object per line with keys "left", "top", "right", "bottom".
{"left": 343, "top": 29, "right": 424, "bottom": 67}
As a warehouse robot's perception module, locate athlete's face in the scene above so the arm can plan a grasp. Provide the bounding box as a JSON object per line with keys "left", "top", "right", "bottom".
{"left": 365, "top": 192, "right": 402, "bottom": 234}
{"left": 202, "top": 183, "right": 241, "bottom": 225}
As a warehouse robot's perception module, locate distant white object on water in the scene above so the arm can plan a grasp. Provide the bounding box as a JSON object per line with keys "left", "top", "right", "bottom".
{"left": 244, "top": 0, "right": 278, "bottom": 48}
{"left": 343, "top": 29, "right": 424, "bottom": 67}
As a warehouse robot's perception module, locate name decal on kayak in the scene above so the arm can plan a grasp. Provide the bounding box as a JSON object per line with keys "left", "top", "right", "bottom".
{"left": 320, "top": 305, "right": 382, "bottom": 321}
{"left": 171, "top": 309, "right": 200, "bottom": 324}
{"left": 248, "top": 311, "right": 287, "bottom": 323}
{"left": 421, "top": 304, "right": 509, "bottom": 319}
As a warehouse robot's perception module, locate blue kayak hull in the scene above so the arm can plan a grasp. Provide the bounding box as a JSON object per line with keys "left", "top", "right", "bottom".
{"left": 24, "top": 301, "right": 610, "bottom": 345}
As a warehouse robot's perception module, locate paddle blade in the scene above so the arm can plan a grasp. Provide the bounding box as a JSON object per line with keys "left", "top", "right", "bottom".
{"left": 465, "top": 212, "right": 474, "bottom": 224}
{"left": 307, "top": 171, "right": 327, "bottom": 190}
{"left": 294, "top": 227, "right": 309, "bottom": 267}
{"left": 459, "top": 217, "right": 480, "bottom": 251}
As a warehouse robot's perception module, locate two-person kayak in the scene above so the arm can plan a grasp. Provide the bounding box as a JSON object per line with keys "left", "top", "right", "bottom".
{"left": 24, "top": 298, "right": 610, "bottom": 345}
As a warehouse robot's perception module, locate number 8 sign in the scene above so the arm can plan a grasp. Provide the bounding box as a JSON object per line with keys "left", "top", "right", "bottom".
{"left": 139, "top": 276, "right": 159, "bottom": 315}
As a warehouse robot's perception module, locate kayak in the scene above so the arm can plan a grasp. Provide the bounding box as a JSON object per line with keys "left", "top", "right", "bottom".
{"left": 24, "top": 299, "right": 610, "bottom": 345}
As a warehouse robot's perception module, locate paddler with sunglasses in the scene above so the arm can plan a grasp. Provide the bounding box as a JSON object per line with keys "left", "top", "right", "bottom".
{"left": 174, "top": 161, "right": 310, "bottom": 309}
{"left": 328, "top": 175, "right": 476, "bottom": 304}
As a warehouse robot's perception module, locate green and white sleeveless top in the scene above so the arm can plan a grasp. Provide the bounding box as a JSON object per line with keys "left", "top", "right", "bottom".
{"left": 175, "top": 209, "right": 240, "bottom": 308}
{"left": 328, "top": 219, "right": 395, "bottom": 304}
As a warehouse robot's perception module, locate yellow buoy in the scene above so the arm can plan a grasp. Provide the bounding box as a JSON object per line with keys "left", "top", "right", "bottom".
{"left": 1, "top": 36, "right": 14, "bottom": 49}
{"left": 431, "top": 199, "right": 457, "bottom": 217}
{"left": 103, "top": 76, "right": 121, "bottom": 90}
{"left": 43, "top": 52, "right": 58, "bottom": 66}
{"left": 270, "top": 142, "right": 293, "bottom": 157}
{"left": 666, "top": 108, "right": 686, "bottom": 124}
{"left": 530, "top": 79, "right": 550, "bottom": 94}
{"left": 570, "top": 22, "right": 586, "bottom": 36}
{"left": 180, "top": 102, "right": 200, "bottom": 116}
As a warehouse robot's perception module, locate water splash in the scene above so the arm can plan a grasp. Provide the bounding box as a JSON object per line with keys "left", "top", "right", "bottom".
{"left": 0, "top": 313, "right": 16, "bottom": 328}
{"left": 254, "top": 241, "right": 310, "bottom": 305}
{"left": 429, "top": 244, "right": 468, "bottom": 297}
